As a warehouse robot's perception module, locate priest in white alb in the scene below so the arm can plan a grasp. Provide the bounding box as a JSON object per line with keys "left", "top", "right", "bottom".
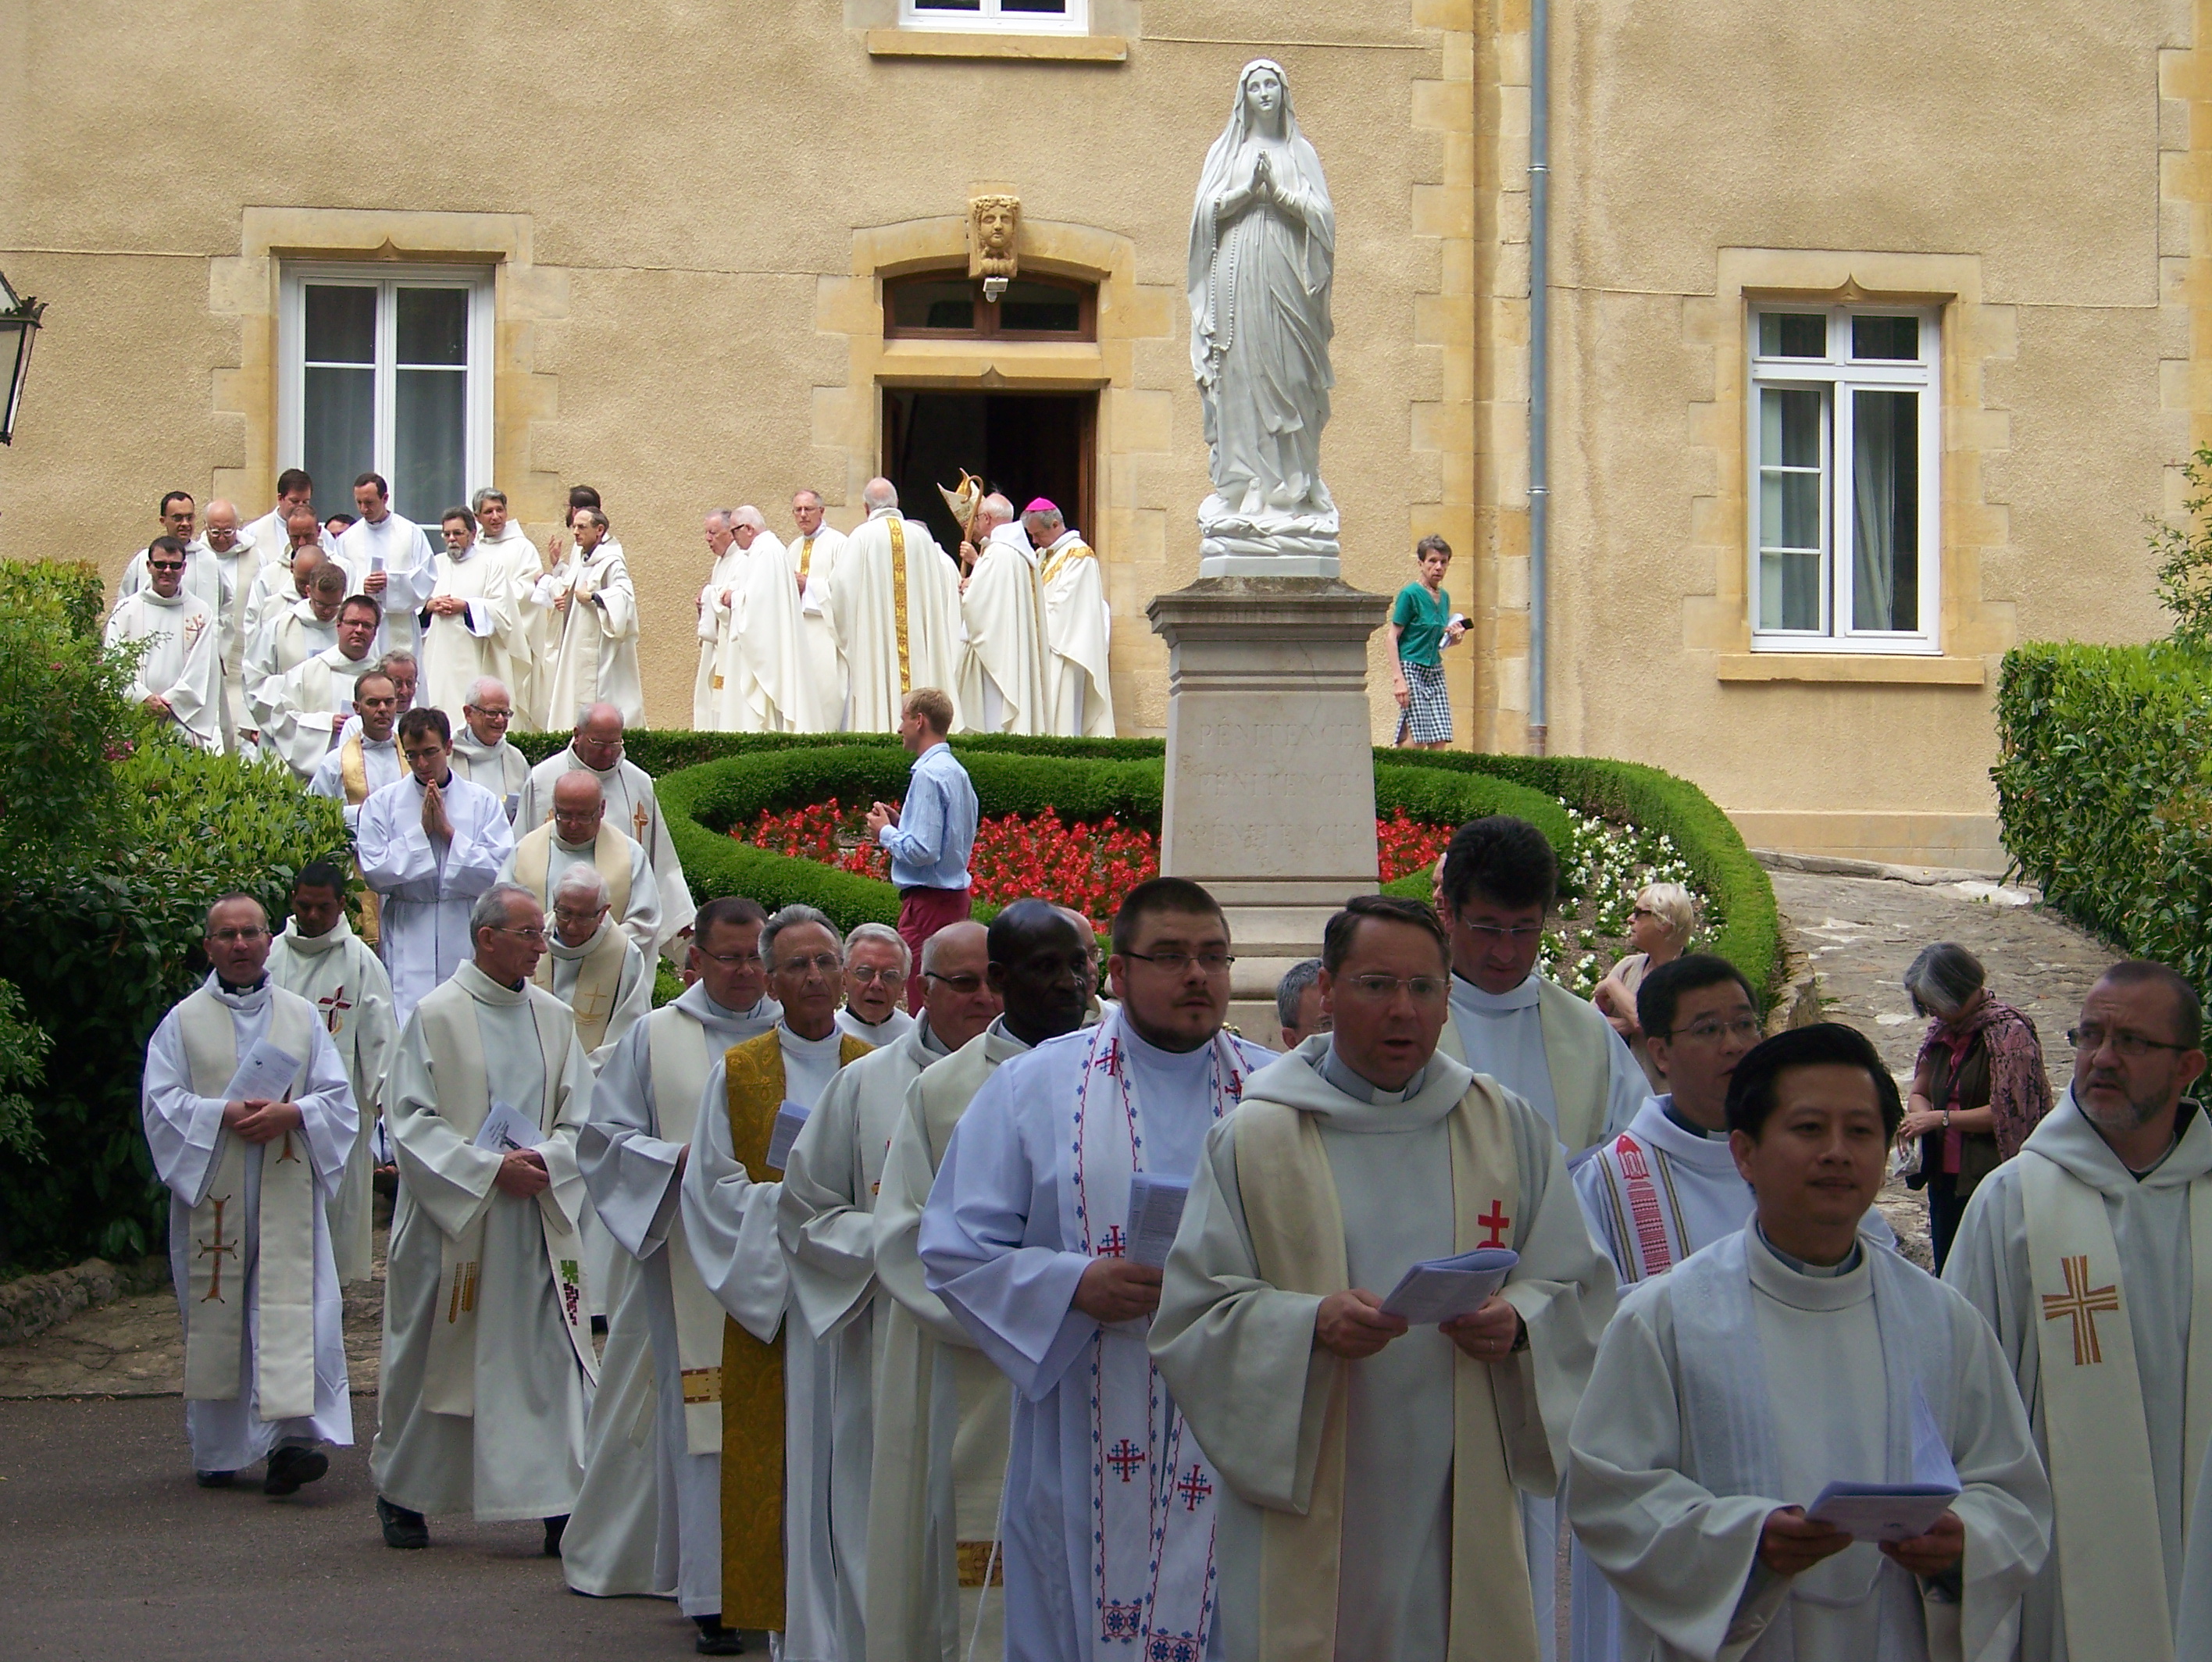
{"left": 118, "top": 494, "right": 232, "bottom": 635}
{"left": 954, "top": 494, "right": 1045, "bottom": 736}
{"left": 448, "top": 677, "right": 530, "bottom": 819}
{"left": 1020, "top": 501, "right": 1115, "bottom": 739}
{"left": 869, "top": 901, "right": 1094, "bottom": 1662}
{"left": 266, "top": 862, "right": 398, "bottom": 1286}
{"left": 535, "top": 866, "right": 653, "bottom": 1062}
{"left": 920, "top": 879, "right": 1274, "bottom": 1662}
{"left": 516, "top": 704, "right": 697, "bottom": 958}
{"left": 244, "top": 559, "right": 347, "bottom": 727}
{"left": 578, "top": 897, "right": 783, "bottom": 1656}
{"left": 241, "top": 509, "right": 337, "bottom": 648}
{"left": 259, "top": 594, "right": 379, "bottom": 783}
{"left": 107, "top": 536, "right": 224, "bottom": 751}
{"left": 537, "top": 507, "right": 645, "bottom": 729}
{"left": 837, "top": 923, "right": 918, "bottom": 1047}
{"left": 371, "top": 883, "right": 597, "bottom": 1553}
{"left": 826, "top": 478, "right": 965, "bottom": 734}
{"left": 695, "top": 510, "right": 744, "bottom": 729}
{"left": 334, "top": 472, "right": 435, "bottom": 657}
{"left": 682, "top": 905, "right": 875, "bottom": 1653}
{"left": 1946, "top": 959, "right": 2211, "bottom": 1662}
{"left": 499, "top": 769, "right": 661, "bottom": 961}
{"left": 241, "top": 470, "right": 332, "bottom": 575}
{"left": 1571, "top": 1022, "right": 2050, "bottom": 1662}
{"left": 780, "top": 919, "right": 1001, "bottom": 1660}
{"left": 198, "top": 500, "right": 262, "bottom": 751}
{"left": 306, "top": 665, "right": 403, "bottom": 829}
{"left": 790, "top": 488, "right": 847, "bottom": 731}
{"left": 1152, "top": 896, "right": 1615, "bottom": 1662}
{"left": 355, "top": 707, "right": 516, "bottom": 1024}
{"left": 722, "top": 508, "right": 813, "bottom": 733}
{"left": 143, "top": 894, "right": 356, "bottom": 1495}
{"left": 471, "top": 489, "right": 544, "bottom": 724}
{"left": 421, "top": 505, "right": 516, "bottom": 719}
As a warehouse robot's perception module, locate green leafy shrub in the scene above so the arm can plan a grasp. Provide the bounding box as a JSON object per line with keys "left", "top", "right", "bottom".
{"left": 2154, "top": 445, "right": 2212, "bottom": 651}
{"left": 0, "top": 979, "right": 52, "bottom": 1161}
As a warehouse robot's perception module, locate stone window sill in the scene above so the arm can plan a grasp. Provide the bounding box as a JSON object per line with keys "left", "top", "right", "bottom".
{"left": 865, "top": 29, "right": 1128, "bottom": 61}
{"left": 1717, "top": 653, "right": 1985, "bottom": 686}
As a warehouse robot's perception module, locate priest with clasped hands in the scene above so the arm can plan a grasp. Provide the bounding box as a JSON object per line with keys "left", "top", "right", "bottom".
{"left": 1568, "top": 1024, "right": 2050, "bottom": 1662}
{"left": 1151, "top": 894, "right": 1614, "bottom": 1662}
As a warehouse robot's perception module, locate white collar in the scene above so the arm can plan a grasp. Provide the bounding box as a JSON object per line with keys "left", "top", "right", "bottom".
{"left": 779, "top": 1021, "right": 846, "bottom": 1055}
{"left": 1451, "top": 970, "right": 1541, "bottom": 1013}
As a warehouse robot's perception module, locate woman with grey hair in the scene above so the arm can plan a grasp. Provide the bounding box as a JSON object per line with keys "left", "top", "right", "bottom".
{"left": 1896, "top": 940, "right": 2052, "bottom": 1270}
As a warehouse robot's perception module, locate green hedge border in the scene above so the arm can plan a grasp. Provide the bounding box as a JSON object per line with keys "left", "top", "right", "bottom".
{"left": 558, "top": 731, "right": 1778, "bottom": 1001}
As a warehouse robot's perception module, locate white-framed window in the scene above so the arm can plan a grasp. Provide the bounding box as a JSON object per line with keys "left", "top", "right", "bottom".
{"left": 1747, "top": 305, "right": 1940, "bottom": 652}
{"left": 278, "top": 262, "right": 494, "bottom": 528}
{"left": 900, "top": 0, "right": 1087, "bottom": 34}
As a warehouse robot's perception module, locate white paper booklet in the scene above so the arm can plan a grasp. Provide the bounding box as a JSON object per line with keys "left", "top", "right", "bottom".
{"left": 223, "top": 1039, "right": 301, "bottom": 1106}
{"left": 1805, "top": 1482, "right": 1959, "bottom": 1543}
{"left": 1380, "top": 1246, "right": 1518, "bottom": 1325}
{"left": 765, "top": 1100, "right": 809, "bottom": 1172}
{"left": 473, "top": 1100, "right": 544, "bottom": 1154}
{"left": 1125, "top": 1174, "right": 1190, "bottom": 1268}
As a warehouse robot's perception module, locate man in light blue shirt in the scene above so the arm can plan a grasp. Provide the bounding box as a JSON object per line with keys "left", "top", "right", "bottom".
{"left": 865, "top": 687, "right": 977, "bottom": 1012}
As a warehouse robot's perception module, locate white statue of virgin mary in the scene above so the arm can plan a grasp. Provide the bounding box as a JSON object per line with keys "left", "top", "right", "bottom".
{"left": 1188, "top": 58, "right": 1340, "bottom": 569}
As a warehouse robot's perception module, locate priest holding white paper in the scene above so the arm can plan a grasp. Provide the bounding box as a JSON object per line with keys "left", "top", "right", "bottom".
{"left": 920, "top": 878, "right": 1273, "bottom": 1662}
{"left": 1152, "top": 895, "right": 1615, "bottom": 1662}
{"left": 1946, "top": 959, "right": 2211, "bottom": 1662}
{"left": 334, "top": 473, "right": 435, "bottom": 657}
{"left": 142, "top": 895, "right": 356, "bottom": 1493}
{"left": 1569, "top": 1023, "right": 2050, "bottom": 1662}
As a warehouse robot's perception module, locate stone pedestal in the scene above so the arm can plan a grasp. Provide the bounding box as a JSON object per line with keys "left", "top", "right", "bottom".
{"left": 1147, "top": 576, "right": 1392, "bottom": 1038}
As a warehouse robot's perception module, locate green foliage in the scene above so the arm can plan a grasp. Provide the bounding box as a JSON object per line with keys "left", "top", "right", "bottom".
{"left": 1993, "top": 641, "right": 2212, "bottom": 983}
{"left": 0, "top": 559, "right": 108, "bottom": 642}
{"left": 0, "top": 563, "right": 141, "bottom": 859}
{"left": 2154, "top": 445, "right": 2212, "bottom": 650}
{"left": 0, "top": 979, "right": 52, "bottom": 1161}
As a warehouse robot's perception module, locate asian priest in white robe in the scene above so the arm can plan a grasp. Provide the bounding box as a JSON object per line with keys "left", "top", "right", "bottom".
{"left": 869, "top": 903, "right": 1097, "bottom": 1662}
{"left": 334, "top": 473, "right": 435, "bottom": 657}
{"left": 516, "top": 705, "right": 697, "bottom": 958}
{"left": 355, "top": 707, "right": 516, "bottom": 1025}
{"left": 1571, "top": 1022, "right": 2050, "bottom": 1662}
{"left": 826, "top": 477, "right": 966, "bottom": 734}
{"left": 447, "top": 677, "right": 530, "bottom": 820}
{"left": 695, "top": 510, "right": 746, "bottom": 729}
{"left": 780, "top": 920, "right": 1003, "bottom": 1661}
{"left": 142, "top": 896, "right": 357, "bottom": 1493}
{"left": 1945, "top": 959, "right": 2211, "bottom": 1662}
{"left": 306, "top": 665, "right": 403, "bottom": 832}
{"left": 107, "top": 537, "right": 224, "bottom": 752}
{"left": 681, "top": 905, "right": 875, "bottom": 1655}
{"left": 536, "top": 508, "right": 646, "bottom": 729}
{"left": 499, "top": 769, "right": 661, "bottom": 961}
{"left": 420, "top": 507, "right": 517, "bottom": 721}
{"left": 371, "top": 884, "right": 598, "bottom": 1553}
{"left": 267, "top": 863, "right": 398, "bottom": 1286}
{"left": 790, "top": 489, "right": 848, "bottom": 731}
{"left": 955, "top": 496, "right": 1047, "bottom": 736}
{"left": 1152, "top": 895, "right": 1617, "bottom": 1662}
{"left": 920, "top": 879, "right": 1275, "bottom": 1662}
{"left": 1020, "top": 501, "right": 1115, "bottom": 739}
{"left": 576, "top": 897, "right": 783, "bottom": 1655}
{"left": 258, "top": 595, "right": 379, "bottom": 783}
{"left": 837, "top": 922, "right": 919, "bottom": 1048}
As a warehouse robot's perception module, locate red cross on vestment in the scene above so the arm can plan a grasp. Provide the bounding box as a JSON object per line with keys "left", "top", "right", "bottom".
{"left": 1097, "top": 1226, "right": 1127, "bottom": 1258}
{"left": 1175, "top": 1464, "right": 1212, "bottom": 1512}
{"left": 1106, "top": 1438, "right": 1144, "bottom": 1482}
{"left": 1477, "top": 1200, "right": 1513, "bottom": 1250}
{"left": 316, "top": 984, "right": 352, "bottom": 1035}
{"left": 2041, "top": 1253, "right": 2121, "bottom": 1368}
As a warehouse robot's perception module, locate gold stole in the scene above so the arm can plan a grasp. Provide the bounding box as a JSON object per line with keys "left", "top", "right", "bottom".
{"left": 340, "top": 734, "right": 383, "bottom": 947}
{"left": 177, "top": 987, "right": 320, "bottom": 1421}
{"left": 719, "top": 1029, "right": 870, "bottom": 1632}
{"left": 797, "top": 534, "right": 815, "bottom": 583}
{"left": 512, "top": 822, "right": 635, "bottom": 925}
{"left": 1232, "top": 1079, "right": 1536, "bottom": 1662}
{"left": 889, "top": 517, "right": 912, "bottom": 694}
{"left": 1040, "top": 539, "right": 1094, "bottom": 587}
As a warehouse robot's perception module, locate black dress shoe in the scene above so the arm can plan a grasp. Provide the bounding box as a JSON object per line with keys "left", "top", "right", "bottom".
{"left": 693, "top": 1616, "right": 745, "bottom": 1655}
{"left": 263, "top": 1445, "right": 329, "bottom": 1496}
{"left": 194, "top": 1470, "right": 235, "bottom": 1489}
{"left": 376, "top": 1496, "right": 429, "bottom": 1549}
{"left": 542, "top": 1514, "right": 569, "bottom": 1557}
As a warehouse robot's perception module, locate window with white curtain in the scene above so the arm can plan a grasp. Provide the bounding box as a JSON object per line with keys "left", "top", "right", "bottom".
{"left": 279, "top": 264, "right": 492, "bottom": 527}
{"left": 1749, "top": 306, "right": 1939, "bottom": 651}
{"left": 900, "top": 0, "right": 1087, "bottom": 33}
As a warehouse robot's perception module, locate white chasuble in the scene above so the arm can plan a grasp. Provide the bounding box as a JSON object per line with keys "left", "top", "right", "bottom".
{"left": 870, "top": 1021, "right": 1030, "bottom": 1662}
{"left": 723, "top": 533, "right": 821, "bottom": 733}
{"left": 1945, "top": 1090, "right": 2212, "bottom": 1662}
{"left": 826, "top": 508, "right": 965, "bottom": 734}
{"left": 537, "top": 540, "right": 645, "bottom": 729}
{"left": 791, "top": 526, "right": 847, "bottom": 732}
{"left": 1151, "top": 1038, "right": 1615, "bottom": 1662}
{"left": 266, "top": 916, "right": 398, "bottom": 1284}
{"left": 335, "top": 510, "right": 435, "bottom": 657}
{"left": 355, "top": 770, "right": 515, "bottom": 1025}
{"left": 515, "top": 748, "right": 696, "bottom": 959}
{"left": 449, "top": 732, "right": 530, "bottom": 821}
{"left": 1036, "top": 533, "right": 1115, "bottom": 739}
{"left": 696, "top": 542, "right": 749, "bottom": 729}
{"left": 782, "top": 1019, "right": 954, "bottom": 1662}
{"left": 501, "top": 821, "right": 659, "bottom": 961}
{"left": 421, "top": 545, "right": 516, "bottom": 720}
{"left": 956, "top": 524, "right": 1047, "bottom": 736}
{"left": 580, "top": 986, "right": 781, "bottom": 1617}
{"left": 920, "top": 1011, "right": 1274, "bottom": 1662}
{"left": 477, "top": 522, "right": 547, "bottom": 723}
{"left": 141, "top": 975, "right": 355, "bottom": 1471}
{"left": 106, "top": 589, "right": 224, "bottom": 752}
{"left": 1441, "top": 972, "right": 1647, "bottom": 1158}
{"left": 371, "top": 962, "right": 596, "bottom": 1522}
{"left": 1572, "top": 1227, "right": 2050, "bottom": 1662}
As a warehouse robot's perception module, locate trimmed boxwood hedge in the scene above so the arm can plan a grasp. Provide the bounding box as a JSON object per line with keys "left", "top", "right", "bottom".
{"left": 630, "top": 732, "right": 1779, "bottom": 1000}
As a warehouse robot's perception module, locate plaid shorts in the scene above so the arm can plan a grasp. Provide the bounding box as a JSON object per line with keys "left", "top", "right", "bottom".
{"left": 1396, "top": 660, "right": 1452, "bottom": 745}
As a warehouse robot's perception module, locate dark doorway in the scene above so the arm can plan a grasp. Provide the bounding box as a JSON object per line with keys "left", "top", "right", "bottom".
{"left": 883, "top": 389, "right": 1096, "bottom": 555}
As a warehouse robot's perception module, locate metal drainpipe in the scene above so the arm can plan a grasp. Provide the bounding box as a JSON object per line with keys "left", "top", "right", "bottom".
{"left": 1526, "top": 0, "right": 1551, "bottom": 757}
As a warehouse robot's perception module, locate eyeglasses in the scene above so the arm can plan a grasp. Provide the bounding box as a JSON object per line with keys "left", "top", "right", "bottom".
{"left": 697, "top": 949, "right": 765, "bottom": 968}
{"left": 922, "top": 971, "right": 986, "bottom": 994}
{"left": 777, "top": 952, "right": 844, "bottom": 975}
{"left": 1461, "top": 923, "right": 1545, "bottom": 943}
{"left": 466, "top": 706, "right": 513, "bottom": 722}
{"left": 148, "top": 560, "right": 187, "bottom": 573}
{"left": 847, "top": 965, "right": 907, "bottom": 986}
{"left": 1666, "top": 1016, "right": 1763, "bottom": 1044}
{"left": 1340, "top": 973, "right": 1450, "bottom": 1004}
{"left": 2069, "top": 1025, "right": 2195, "bottom": 1061}
{"left": 552, "top": 906, "right": 606, "bottom": 925}
{"left": 1122, "top": 950, "right": 1236, "bottom": 975}
{"left": 487, "top": 925, "right": 548, "bottom": 943}
{"left": 208, "top": 926, "right": 269, "bottom": 943}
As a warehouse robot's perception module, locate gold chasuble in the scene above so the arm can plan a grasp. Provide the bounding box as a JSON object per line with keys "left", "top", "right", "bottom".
{"left": 719, "top": 1029, "right": 874, "bottom": 1632}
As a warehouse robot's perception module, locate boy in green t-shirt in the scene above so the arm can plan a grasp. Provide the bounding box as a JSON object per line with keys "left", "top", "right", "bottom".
{"left": 1390, "top": 533, "right": 1466, "bottom": 748}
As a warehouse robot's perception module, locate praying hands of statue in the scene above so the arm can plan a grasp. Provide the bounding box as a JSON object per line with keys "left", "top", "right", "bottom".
{"left": 222, "top": 1097, "right": 305, "bottom": 1146}
{"left": 1757, "top": 1507, "right": 1857, "bottom": 1578}
{"left": 864, "top": 801, "right": 901, "bottom": 839}
{"left": 1440, "top": 1294, "right": 1525, "bottom": 1363}
{"left": 1315, "top": 1289, "right": 1410, "bottom": 1359}
{"left": 493, "top": 1147, "right": 551, "bottom": 1198}
{"left": 1877, "top": 1510, "right": 1965, "bottom": 1578}
{"left": 1073, "top": 1257, "right": 1163, "bottom": 1324}
{"left": 420, "top": 779, "right": 453, "bottom": 842}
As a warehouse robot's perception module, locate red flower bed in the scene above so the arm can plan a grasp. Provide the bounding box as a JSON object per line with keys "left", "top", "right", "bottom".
{"left": 733, "top": 800, "right": 1453, "bottom": 927}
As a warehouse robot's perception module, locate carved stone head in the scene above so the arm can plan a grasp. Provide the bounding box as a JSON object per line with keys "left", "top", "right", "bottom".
{"left": 969, "top": 194, "right": 1020, "bottom": 280}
